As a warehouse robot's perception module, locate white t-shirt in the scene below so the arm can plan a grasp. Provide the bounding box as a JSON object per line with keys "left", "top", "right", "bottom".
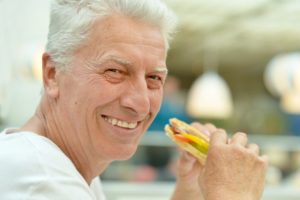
{"left": 0, "top": 129, "right": 106, "bottom": 200}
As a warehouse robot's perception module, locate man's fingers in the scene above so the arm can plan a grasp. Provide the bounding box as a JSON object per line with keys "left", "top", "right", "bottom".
{"left": 177, "top": 151, "right": 198, "bottom": 177}
{"left": 204, "top": 123, "right": 218, "bottom": 134}
{"left": 191, "top": 122, "right": 211, "bottom": 137}
{"left": 210, "top": 129, "right": 228, "bottom": 145}
{"left": 247, "top": 143, "right": 260, "bottom": 155}
{"left": 231, "top": 132, "right": 248, "bottom": 147}
{"left": 260, "top": 154, "right": 269, "bottom": 164}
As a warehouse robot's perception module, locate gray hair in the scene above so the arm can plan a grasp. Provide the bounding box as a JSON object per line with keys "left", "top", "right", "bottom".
{"left": 46, "top": 0, "right": 177, "bottom": 70}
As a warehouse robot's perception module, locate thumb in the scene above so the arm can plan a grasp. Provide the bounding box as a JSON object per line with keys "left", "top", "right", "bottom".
{"left": 177, "top": 150, "right": 204, "bottom": 178}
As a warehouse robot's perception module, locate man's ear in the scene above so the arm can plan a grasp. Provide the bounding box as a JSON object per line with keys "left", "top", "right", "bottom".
{"left": 42, "top": 53, "right": 59, "bottom": 98}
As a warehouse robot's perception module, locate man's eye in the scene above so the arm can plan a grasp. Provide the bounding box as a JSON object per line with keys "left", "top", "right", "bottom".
{"left": 104, "top": 68, "right": 125, "bottom": 83}
{"left": 149, "top": 75, "right": 162, "bottom": 81}
{"left": 107, "top": 69, "right": 122, "bottom": 73}
{"left": 147, "top": 75, "right": 164, "bottom": 89}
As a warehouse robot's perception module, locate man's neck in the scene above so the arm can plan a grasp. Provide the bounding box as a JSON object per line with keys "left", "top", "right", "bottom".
{"left": 20, "top": 98, "right": 110, "bottom": 185}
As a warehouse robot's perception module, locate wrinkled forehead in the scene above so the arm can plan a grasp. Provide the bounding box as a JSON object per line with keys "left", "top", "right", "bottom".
{"left": 86, "top": 15, "right": 166, "bottom": 50}
{"left": 68, "top": 15, "right": 167, "bottom": 68}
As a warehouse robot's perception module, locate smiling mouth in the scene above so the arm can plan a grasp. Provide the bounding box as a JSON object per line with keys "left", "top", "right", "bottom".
{"left": 102, "top": 115, "right": 138, "bottom": 129}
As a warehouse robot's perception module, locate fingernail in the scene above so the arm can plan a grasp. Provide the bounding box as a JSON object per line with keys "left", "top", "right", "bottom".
{"left": 203, "top": 130, "right": 210, "bottom": 137}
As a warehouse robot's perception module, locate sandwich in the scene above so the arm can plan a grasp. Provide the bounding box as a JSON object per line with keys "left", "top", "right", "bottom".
{"left": 165, "top": 118, "right": 209, "bottom": 165}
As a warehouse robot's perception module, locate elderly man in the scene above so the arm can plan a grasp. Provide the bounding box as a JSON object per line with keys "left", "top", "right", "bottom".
{"left": 0, "top": 0, "right": 268, "bottom": 199}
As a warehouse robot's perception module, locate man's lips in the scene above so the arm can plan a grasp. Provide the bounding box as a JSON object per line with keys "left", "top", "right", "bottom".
{"left": 102, "top": 115, "right": 139, "bottom": 129}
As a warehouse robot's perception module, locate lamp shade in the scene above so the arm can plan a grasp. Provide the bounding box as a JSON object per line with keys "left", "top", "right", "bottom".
{"left": 186, "top": 71, "right": 233, "bottom": 119}
{"left": 281, "top": 89, "right": 300, "bottom": 114}
{"left": 264, "top": 52, "right": 300, "bottom": 97}
{"left": 264, "top": 52, "right": 300, "bottom": 114}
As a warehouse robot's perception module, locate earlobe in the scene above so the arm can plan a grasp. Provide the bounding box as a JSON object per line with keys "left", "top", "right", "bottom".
{"left": 42, "top": 53, "right": 59, "bottom": 98}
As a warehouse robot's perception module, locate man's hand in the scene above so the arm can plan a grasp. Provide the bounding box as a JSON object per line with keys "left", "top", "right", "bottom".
{"left": 171, "top": 123, "right": 216, "bottom": 200}
{"left": 199, "top": 129, "right": 268, "bottom": 200}
{"left": 171, "top": 123, "right": 268, "bottom": 200}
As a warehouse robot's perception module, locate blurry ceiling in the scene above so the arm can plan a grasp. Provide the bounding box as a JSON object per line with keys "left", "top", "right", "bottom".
{"left": 164, "top": 0, "right": 300, "bottom": 90}
{"left": 1, "top": 0, "right": 300, "bottom": 94}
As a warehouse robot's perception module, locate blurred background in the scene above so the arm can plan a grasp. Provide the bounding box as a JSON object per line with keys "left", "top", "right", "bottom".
{"left": 1, "top": 0, "right": 300, "bottom": 199}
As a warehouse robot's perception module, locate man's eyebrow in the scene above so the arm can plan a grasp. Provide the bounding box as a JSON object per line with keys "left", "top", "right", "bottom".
{"left": 110, "top": 57, "right": 168, "bottom": 75}
{"left": 154, "top": 67, "right": 168, "bottom": 74}
{"left": 92, "top": 55, "right": 168, "bottom": 74}
{"left": 90, "top": 55, "right": 132, "bottom": 67}
{"left": 109, "top": 56, "right": 132, "bottom": 66}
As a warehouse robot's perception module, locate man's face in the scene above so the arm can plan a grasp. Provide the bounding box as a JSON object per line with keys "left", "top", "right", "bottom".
{"left": 56, "top": 15, "right": 167, "bottom": 161}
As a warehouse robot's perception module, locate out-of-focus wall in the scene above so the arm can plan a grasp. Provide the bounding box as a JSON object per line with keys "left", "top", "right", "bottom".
{"left": 0, "top": 0, "right": 50, "bottom": 127}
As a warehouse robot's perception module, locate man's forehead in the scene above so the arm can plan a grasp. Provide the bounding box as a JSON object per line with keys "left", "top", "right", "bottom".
{"left": 88, "top": 16, "right": 166, "bottom": 51}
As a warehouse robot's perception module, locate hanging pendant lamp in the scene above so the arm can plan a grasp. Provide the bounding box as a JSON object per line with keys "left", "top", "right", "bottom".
{"left": 186, "top": 43, "right": 233, "bottom": 119}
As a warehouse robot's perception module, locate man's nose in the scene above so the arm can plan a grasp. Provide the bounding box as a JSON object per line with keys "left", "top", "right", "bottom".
{"left": 120, "top": 80, "right": 150, "bottom": 116}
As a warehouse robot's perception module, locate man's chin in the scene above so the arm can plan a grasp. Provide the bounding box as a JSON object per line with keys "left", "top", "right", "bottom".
{"left": 110, "top": 144, "right": 138, "bottom": 161}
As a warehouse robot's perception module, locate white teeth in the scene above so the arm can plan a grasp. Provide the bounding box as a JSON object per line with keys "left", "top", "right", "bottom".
{"left": 117, "top": 120, "right": 123, "bottom": 127}
{"left": 104, "top": 116, "right": 138, "bottom": 129}
{"left": 128, "top": 123, "right": 136, "bottom": 129}
{"left": 112, "top": 118, "right": 117, "bottom": 125}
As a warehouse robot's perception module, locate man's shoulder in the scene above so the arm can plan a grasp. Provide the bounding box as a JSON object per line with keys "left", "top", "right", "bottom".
{"left": 0, "top": 130, "right": 59, "bottom": 162}
{"left": 0, "top": 130, "right": 78, "bottom": 174}
{"left": 0, "top": 130, "right": 45, "bottom": 165}
{"left": 0, "top": 130, "right": 101, "bottom": 199}
{"left": 0, "top": 130, "right": 51, "bottom": 197}
{"left": 0, "top": 130, "right": 60, "bottom": 179}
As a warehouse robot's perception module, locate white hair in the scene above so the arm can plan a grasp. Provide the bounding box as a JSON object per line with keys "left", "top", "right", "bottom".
{"left": 46, "top": 0, "right": 177, "bottom": 70}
